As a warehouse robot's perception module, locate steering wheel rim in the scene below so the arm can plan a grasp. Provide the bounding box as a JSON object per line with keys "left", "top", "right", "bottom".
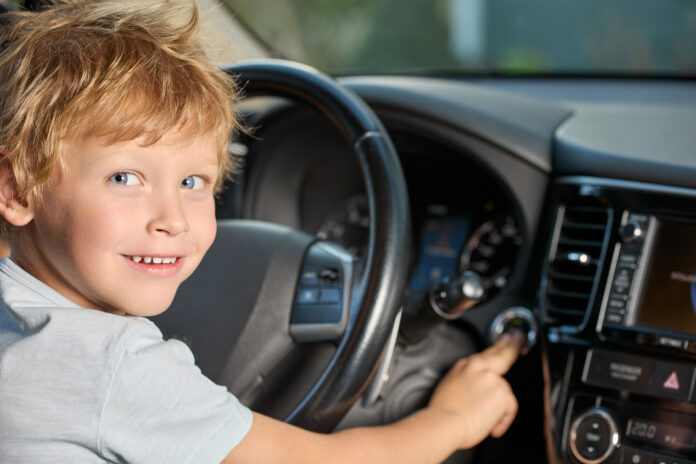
{"left": 158, "top": 59, "right": 410, "bottom": 432}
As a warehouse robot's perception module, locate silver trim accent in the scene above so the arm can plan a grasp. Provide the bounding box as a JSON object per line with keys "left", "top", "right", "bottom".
{"left": 549, "top": 205, "right": 567, "bottom": 263}
{"left": 581, "top": 349, "right": 595, "bottom": 384}
{"left": 568, "top": 407, "right": 619, "bottom": 464}
{"left": 353, "top": 131, "right": 383, "bottom": 148}
{"left": 557, "top": 176, "right": 696, "bottom": 199}
{"left": 561, "top": 393, "right": 577, "bottom": 457}
{"left": 362, "top": 309, "right": 402, "bottom": 407}
{"left": 596, "top": 243, "right": 622, "bottom": 333}
{"left": 625, "top": 216, "right": 656, "bottom": 326}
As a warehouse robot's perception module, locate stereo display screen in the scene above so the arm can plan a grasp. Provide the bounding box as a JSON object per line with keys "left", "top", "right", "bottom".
{"left": 635, "top": 219, "right": 696, "bottom": 335}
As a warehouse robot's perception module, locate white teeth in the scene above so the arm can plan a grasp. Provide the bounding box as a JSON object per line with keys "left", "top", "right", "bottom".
{"left": 130, "top": 256, "right": 177, "bottom": 264}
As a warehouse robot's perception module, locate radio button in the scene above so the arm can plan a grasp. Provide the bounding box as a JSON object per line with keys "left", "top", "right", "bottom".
{"left": 621, "top": 448, "right": 652, "bottom": 464}
{"left": 642, "top": 449, "right": 695, "bottom": 464}
{"left": 617, "top": 250, "right": 640, "bottom": 269}
{"left": 654, "top": 458, "right": 692, "bottom": 464}
{"left": 648, "top": 361, "right": 695, "bottom": 402}
{"left": 654, "top": 336, "right": 689, "bottom": 351}
{"left": 608, "top": 296, "right": 628, "bottom": 311}
{"left": 622, "top": 447, "right": 696, "bottom": 464}
{"left": 612, "top": 267, "right": 635, "bottom": 295}
{"left": 606, "top": 313, "right": 626, "bottom": 324}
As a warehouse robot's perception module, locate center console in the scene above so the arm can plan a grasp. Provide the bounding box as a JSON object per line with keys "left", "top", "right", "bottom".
{"left": 541, "top": 177, "right": 696, "bottom": 464}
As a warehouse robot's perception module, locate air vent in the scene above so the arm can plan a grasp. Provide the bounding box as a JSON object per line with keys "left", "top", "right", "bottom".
{"left": 545, "top": 203, "right": 611, "bottom": 329}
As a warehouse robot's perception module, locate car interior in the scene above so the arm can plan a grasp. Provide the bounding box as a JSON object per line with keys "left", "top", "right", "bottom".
{"left": 4, "top": 1, "right": 696, "bottom": 463}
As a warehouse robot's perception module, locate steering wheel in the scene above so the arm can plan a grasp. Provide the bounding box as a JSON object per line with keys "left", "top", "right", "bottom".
{"left": 152, "top": 60, "right": 410, "bottom": 432}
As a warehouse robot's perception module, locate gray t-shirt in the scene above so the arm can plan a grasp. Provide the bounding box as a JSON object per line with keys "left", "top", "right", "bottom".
{"left": 0, "top": 258, "right": 252, "bottom": 463}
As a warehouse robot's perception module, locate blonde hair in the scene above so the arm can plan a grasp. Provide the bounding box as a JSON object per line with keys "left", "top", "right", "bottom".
{"left": 0, "top": 0, "right": 239, "bottom": 237}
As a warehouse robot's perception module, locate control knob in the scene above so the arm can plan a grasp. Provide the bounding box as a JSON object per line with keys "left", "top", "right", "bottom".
{"left": 618, "top": 219, "right": 643, "bottom": 244}
{"left": 569, "top": 408, "right": 619, "bottom": 463}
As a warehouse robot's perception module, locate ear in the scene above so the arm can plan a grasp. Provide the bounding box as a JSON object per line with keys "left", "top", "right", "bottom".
{"left": 0, "top": 154, "right": 34, "bottom": 227}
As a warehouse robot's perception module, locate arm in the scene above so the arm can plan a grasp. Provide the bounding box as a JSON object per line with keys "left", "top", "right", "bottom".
{"left": 223, "top": 334, "right": 521, "bottom": 464}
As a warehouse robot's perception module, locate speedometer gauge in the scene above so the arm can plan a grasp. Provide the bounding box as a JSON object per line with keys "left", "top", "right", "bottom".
{"left": 459, "top": 215, "right": 521, "bottom": 294}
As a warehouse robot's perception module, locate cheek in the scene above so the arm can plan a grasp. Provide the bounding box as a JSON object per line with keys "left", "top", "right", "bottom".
{"left": 188, "top": 199, "right": 217, "bottom": 250}
{"left": 73, "top": 200, "right": 133, "bottom": 243}
{"left": 48, "top": 195, "right": 135, "bottom": 264}
{"left": 201, "top": 202, "right": 217, "bottom": 251}
{"left": 33, "top": 195, "right": 85, "bottom": 253}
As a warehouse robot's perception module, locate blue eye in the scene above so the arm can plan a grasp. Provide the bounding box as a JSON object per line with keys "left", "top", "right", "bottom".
{"left": 181, "top": 175, "right": 204, "bottom": 190}
{"left": 108, "top": 172, "right": 140, "bottom": 186}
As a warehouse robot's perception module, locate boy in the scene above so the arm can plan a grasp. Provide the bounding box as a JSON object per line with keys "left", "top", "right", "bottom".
{"left": 0, "top": 1, "right": 521, "bottom": 463}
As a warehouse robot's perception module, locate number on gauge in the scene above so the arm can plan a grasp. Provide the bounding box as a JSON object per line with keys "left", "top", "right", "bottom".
{"left": 459, "top": 215, "right": 521, "bottom": 294}
{"left": 317, "top": 194, "right": 369, "bottom": 258}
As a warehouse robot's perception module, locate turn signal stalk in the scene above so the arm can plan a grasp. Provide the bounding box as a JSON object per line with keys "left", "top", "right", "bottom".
{"left": 399, "top": 271, "right": 484, "bottom": 345}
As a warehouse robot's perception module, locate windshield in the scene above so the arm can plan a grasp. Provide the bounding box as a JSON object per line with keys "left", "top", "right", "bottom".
{"left": 223, "top": 0, "right": 696, "bottom": 77}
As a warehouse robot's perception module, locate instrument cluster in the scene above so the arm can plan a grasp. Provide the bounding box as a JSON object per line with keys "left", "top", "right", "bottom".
{"left": 315, "top": 149, "right": 522, "bottom": 303}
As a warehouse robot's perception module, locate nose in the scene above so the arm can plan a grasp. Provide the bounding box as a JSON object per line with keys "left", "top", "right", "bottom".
{"left": 146, "top": 192, "right": 189, "bottom": 236}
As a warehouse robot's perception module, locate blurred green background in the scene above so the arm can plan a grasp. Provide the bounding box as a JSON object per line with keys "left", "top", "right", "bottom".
{"left": 223, "top": 0, "right": 696, "bottom": 75}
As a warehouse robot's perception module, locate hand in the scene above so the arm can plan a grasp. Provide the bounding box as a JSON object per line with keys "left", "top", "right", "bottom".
{"left": 427, "top": 333, "right": 522, "bottom": 450}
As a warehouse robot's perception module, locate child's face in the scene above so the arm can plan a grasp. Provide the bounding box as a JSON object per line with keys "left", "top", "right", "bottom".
{"left": 20, "top": 130, "right": 220, "bottom": 316}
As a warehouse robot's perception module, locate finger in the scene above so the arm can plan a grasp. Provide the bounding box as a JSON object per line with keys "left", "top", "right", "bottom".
{"left": 475, "top": 334, "right": 521, "bottom": 375}
{"left": 452, "top": 357, "right": 470, "bottom": 371}
{"left": 490, "top": 410, "right": 515, "bottom": 438}
{"left": 490, "top": 394, "right": 518, "bottom": 437}
{"left": 505, "top": 331, "right": 527, "bottom": 350}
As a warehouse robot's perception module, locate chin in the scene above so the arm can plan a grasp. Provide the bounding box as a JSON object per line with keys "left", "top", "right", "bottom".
{"left": 118, "top": 294, "right": 176, "bottom": 318}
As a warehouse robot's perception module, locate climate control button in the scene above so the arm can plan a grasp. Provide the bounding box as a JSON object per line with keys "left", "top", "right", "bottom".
{"left": 569, "top": 408, "right": 619, "bottom": 463}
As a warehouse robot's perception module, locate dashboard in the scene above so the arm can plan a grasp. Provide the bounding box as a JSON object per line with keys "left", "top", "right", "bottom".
{"left": 218, "top": 76, "right": 696, "bottom": 463}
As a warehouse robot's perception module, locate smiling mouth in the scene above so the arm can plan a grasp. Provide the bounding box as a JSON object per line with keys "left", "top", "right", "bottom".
{"left": 125, "top": 255, "right": 179, "bottom": 264}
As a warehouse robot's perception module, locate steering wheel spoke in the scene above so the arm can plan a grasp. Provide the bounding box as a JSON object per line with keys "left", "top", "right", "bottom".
{"left": 290, "top": 241, "right": 354, "bottom": 343}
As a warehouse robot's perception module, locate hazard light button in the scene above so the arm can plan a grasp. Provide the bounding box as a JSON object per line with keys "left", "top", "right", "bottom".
{"left": 649, "top": 361, "right": 695, "bottom": 402}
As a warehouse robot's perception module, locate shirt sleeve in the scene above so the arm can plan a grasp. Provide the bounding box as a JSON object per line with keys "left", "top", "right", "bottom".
{"left": 98, "top": 322, "right": 253, "bottom": 464}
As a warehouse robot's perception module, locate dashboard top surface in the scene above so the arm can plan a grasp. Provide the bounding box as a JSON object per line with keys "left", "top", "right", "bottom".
{"left": 554, "top": 107, "right": 696, "bottom": 189}
{"left": 340, "top": 76, "right": 696, "bottom": 190}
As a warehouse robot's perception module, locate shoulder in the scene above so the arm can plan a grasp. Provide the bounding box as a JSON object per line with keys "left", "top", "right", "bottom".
{"left": 0, "top": 308, "right": 170, "bottom": 457}
{"left": 98, "top": 318, "right": 253, "bottom": 464}
{"left": 1, "top": 301, "right": 174, "bottom": 386}
{"left": 110, "top": 315, "right": 195, "bottom": 371}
